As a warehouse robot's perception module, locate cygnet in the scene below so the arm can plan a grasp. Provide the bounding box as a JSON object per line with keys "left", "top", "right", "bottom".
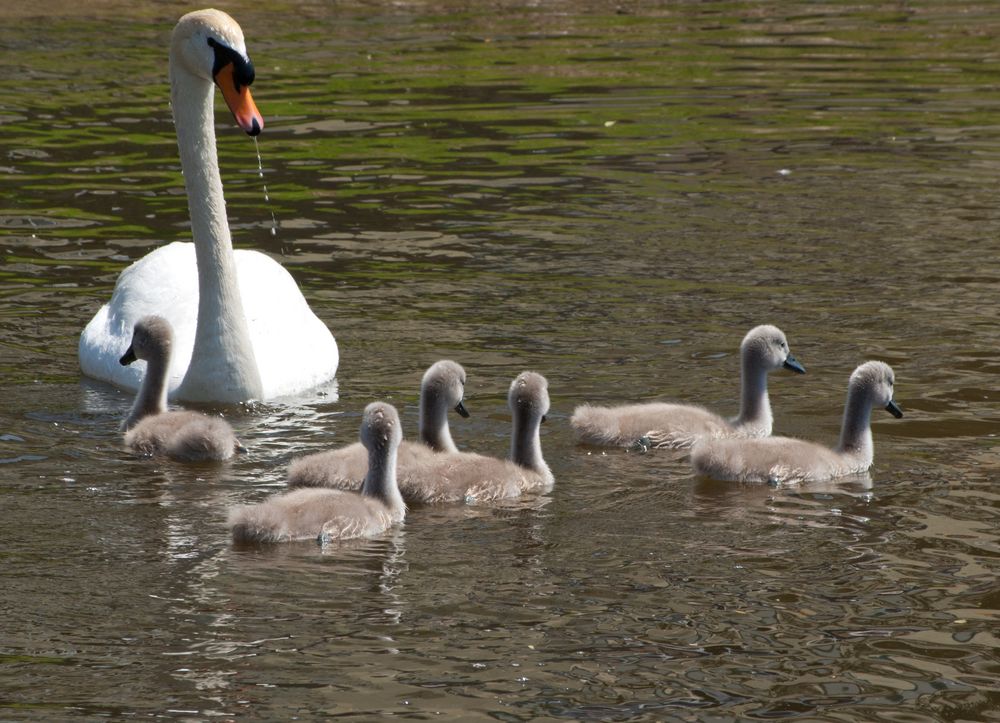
{"left": 691, "top": 361, "right": 902, "bottom": 485}
{"left": 292, "top": 371, "right": 553, "bottom": 504}
{"left": 120, "top": 316, "right": 242, "bottom": 462}
{"left": 570, "top": 325, "right": 805, "bottom": 449}
{"left": 228, "top": 402, "right": 406, "bottom": 543}
{"left": 287, "top": 360, "right": 469, "bottom": 488}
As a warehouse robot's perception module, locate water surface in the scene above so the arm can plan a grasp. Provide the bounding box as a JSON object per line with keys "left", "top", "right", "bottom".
{"left": 1, "top": 1, "right": 998, "bottom": 720}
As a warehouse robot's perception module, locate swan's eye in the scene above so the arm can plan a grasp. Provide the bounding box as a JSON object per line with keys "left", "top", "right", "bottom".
{"left": 207, "top": 37, "right": 255, "bottom": 90}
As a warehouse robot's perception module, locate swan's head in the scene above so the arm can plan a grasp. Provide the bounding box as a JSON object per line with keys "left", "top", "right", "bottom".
{"left": 171, "top": 9, "right": 263, "bottom": 136}
{"left": 360, "top": 402, "right": 403, "bottom": 454}
{"left": 508, "top": 371, "right": 550, "bottom": 425}
{"left": 741, "top": 324, "right": 805, "bottom": 375}
{"left": 120, "top": 315, "right": 173, "bottom": 366}
{"left": 850, "top": 361, "right": 903, "bottom": 418}
{"left": 422, "top": 360, "right": 470, "bottom": 418}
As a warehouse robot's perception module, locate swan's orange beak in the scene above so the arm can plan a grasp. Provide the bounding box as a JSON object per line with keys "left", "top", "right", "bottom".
{"left": 215, "top": 62, "right": 263, "bottom": 136}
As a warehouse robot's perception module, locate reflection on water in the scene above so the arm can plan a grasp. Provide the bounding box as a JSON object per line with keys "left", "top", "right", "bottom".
{"left": 1, "top": 0, "right": 999, "bottom": 719}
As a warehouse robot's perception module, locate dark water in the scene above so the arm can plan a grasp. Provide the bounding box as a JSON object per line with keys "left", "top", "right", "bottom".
{"left": 2, "top": 1, "right": 999, "bottom": 720}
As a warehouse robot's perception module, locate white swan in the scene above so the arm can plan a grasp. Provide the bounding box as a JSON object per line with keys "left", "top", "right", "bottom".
{"left": 228, "top": 402, "right": 406, "bottom": 544}
{"left": 691, "top": 361, "right": 903, "bottom": 485}
{"left": 120, "top": 316, "right": 243, "bottom": 462}
{"left": 570, "top": 325, "right": 805, "bottom": 449}
{"left": 78, "top": 9, "right": 338, "bottom": 402}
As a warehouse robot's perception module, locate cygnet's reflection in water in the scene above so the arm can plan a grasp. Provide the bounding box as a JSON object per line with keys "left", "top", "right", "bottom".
{"left": 692, "top": 471, "right": 876, "bottom": 531}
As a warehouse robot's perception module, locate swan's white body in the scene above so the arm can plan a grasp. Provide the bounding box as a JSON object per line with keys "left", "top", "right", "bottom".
{"left": 78, "top": 9, "right": 338, "bottom": 402}
{"left": 81, "top": 242, "right": 337, "bottom": 399}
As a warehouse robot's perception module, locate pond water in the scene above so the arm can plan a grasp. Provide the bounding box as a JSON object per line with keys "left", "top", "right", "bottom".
{"left": 1, "top": 1, "right": 998, "bottom": 720}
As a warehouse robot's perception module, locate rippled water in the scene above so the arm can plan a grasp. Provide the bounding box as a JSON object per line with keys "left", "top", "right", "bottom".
{"left": 2, "top": 1, "right": 998, "bottom": 720}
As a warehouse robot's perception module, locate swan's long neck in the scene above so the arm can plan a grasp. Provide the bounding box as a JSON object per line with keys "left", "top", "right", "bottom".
{"left": 361, "top": 440, "right": 406, "bottom": 519}
{"left": 836, "top": 385, "right": 874, "bottom": 463}
{"left": 124, "top": 353, "right": 169, "bottom": 431}
{"left": 511, "top": 412, "right": 548, "bottom": 475}
{"left": 419, "top": 391, "right": 457, "bottom": 453}
{"left": 734, "top": 354, "right": 773, "bottom": 433}
{"left": 169, "top": 57, "right": 262, "bottom": 402}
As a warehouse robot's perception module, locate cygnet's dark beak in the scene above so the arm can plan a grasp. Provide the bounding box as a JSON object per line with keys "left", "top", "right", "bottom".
{"left": 885, "top": 400, "right": 903, "bottom": 418}
{"left": 783, "top": 354, "right": 806, "bottom": 374}
{"left": 541, "top": 414, "right": 548, "bottom": 423}
{"left": 119, "top": 345, "right": 137, "bottom": 366}
{"left": 455, "top": 401, "right": 470, "bottom": 418}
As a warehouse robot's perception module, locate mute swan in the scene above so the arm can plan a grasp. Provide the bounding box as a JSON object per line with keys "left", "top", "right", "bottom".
{"left": 691, "top": 361, "right": 902, "bottom": 485}
{"left": 79, "top": 9, "right": 338, "bottom": 402}
{"left": 570, "top": 325, "right": 805, "bottom": 449}
{"left": 291, "top": 371, "right": 553, "bottom": 505}
{"left": 287, "top": 360, "right": 469, "bottom": 488}
{"left": 120, "top": 316, "right": 243, "bottom": 461}
{"left": 228, "top": 402, "right": 406, "bottom": 543}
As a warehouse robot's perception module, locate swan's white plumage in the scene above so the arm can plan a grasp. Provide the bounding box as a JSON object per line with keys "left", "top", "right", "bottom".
{"left": 80, "top": 242, "right": 338, "bottom": 399}
{"left": 78, "top": 9, "right": 337, "bottom": 402}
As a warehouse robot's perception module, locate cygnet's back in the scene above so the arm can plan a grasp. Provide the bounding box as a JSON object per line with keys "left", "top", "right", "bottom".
{"left": 120, "top": 315, "right": 242, "bottom": 462}
{"left": 288, "top": 360, "right": 469, "bottom": 490}
{"left": 691, "top": 361, "right": 902, "bottom": 485}
{"left": 571, "top": 402, "right": 732, "bottom": 450}
{"left": 398, "top": 371, "right": 554, "bottom": 504}
{"left": 229, "top": 402, "right": 406, "bottom": 544}
{"left": 126, "top": 411, "right": 242, "bottom": 462}
{"left": 571, "top": 325, "right": 805, "bottom": 449}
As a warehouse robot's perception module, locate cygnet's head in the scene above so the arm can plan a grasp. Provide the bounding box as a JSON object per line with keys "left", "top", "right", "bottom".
{"left": 508, "top": 371, "right": 550, "bottom": 424}
{"left": 171, "top": 9, "right": 262, "bottom": 135}
{"left": 741, "top": 324, "right": 805, "bottom": 374}
{"left": 120, "top": 315, "right": 173, "bottom": 366}
{"left": 360, "top": 402, "right": 403, "bottom": 453}
{"left": 850, "top": 361, "right": 903, "bottom": 418}
{"left": 422, "top": 360, "right": 470, "bottom": 418}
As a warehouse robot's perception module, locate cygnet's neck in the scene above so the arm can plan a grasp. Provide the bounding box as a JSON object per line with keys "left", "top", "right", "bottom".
{"left": 510, "top": 411, "right": 548, "bottom": 476}
{"left": 361, "top": 440, "right": 406, "bottom": 519}
{"left": 836, "top": 384, "right": 875, "bottom": 463}
{"left": 419, "top": 390, "right": 457, "bottom": 453}
{"left": 734, "top": 353, "right": 773, "bottom": 433}
{"left": 125, "top": 352, "right": 169, "bottom": 430}
{"left": 169, "top": 57, "right": 263, "bottom": 403}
